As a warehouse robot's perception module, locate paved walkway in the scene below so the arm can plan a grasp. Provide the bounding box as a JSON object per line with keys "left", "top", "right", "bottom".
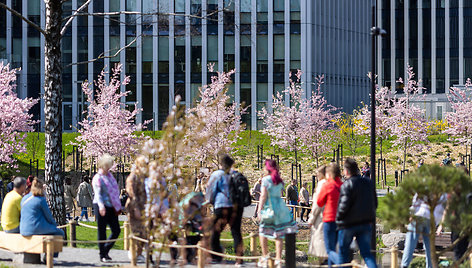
{"left": 0, "top": 247, "right": 258, "bottom": 267}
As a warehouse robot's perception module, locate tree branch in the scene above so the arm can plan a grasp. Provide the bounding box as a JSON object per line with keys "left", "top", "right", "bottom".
{"left": 65, "top": 36, "right": 138, "bottom": 68}
{"left": 60, "top": 0, "right": 92, "bottom": 37}
{"left": 0, "top": 2, "right": 46, "bottom": 36}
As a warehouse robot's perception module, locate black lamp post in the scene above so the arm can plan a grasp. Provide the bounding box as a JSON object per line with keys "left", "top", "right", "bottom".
{"left": 370, "top": 1, "right": 386, "bottom": 258}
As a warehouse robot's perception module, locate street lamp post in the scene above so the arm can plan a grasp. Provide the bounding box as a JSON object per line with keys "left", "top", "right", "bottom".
{"left": 370, "top": 1, "right": 386, "bottom": 259}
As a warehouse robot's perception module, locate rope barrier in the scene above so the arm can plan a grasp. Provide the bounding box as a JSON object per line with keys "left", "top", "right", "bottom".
{"left": 76, "top": 222, "right": 124, "bottom": 230}
{"left": 295, "top": 261, "right": 364, "bottom": 268}
{"left": 220, "top": 234, "right": 255, "bottom": 242}
{"left": 196, "top": 245, "right": 262, "bottom": 260}
{"left": 53, "top": 237, "right": 124, "bottom": 244}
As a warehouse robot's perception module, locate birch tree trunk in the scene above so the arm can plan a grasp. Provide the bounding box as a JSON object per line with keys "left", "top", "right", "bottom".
{"left": 44, "top": 0, "right": 65, "bottom": 225}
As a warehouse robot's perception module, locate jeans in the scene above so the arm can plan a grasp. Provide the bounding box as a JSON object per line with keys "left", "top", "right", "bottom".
{"left": 210, "top": 207, "right": 244, "bottom": 262}
{"left": 94, "top": 204, "right": 121, "bottom": 258}
{"left": 289, "top": 200, "right": 298, "bottom": 218}
{"left": 323, "top": 222, "right": 339, "bottom": 265}
{"left": 5, "top": 226, "right": 20, "bottom": 233}
{"left": 401, "top": 220, "right": 432, "bottom": 268}
{"left": 338, "top": 223, "right": 377, "bottom": 268}
{"left": 80, "top": 207, "right": 89, "bottom": 220}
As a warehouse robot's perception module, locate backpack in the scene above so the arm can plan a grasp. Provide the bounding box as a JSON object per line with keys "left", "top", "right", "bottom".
{"left": 229, "top": 172, "right": 252, "bottom": 208}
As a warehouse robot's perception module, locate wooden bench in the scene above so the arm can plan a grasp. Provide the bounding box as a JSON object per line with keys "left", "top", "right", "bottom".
{"left": 0, "top": 231, "right": 63, "bottom": 268}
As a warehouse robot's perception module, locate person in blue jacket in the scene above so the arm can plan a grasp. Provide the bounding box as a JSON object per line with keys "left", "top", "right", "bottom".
{"left": 20, "top": 178, "right": 64, "bottom": 252}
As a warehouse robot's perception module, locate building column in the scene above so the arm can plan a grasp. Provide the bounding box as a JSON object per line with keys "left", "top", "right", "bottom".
{"left": 21, "top": 0, "right": 27, "bottom": 100}
{"left": 6, "top": 0, "right": 11, "bottom": 64}
{"left": 251, "top": 0, "right": 257, "bottom": 130}
{"left": 152, "top": 0, "right": 159, "bottom": 130}
{"left": 390, "top": 0, "right": 395, "bottom": 92}
{"left": 169, "top": 0, "right": 175, "bottom": 110}
{"left": 235, "top": 0, "right": 241, "bottom": 113}
{"left": 377, "top": 0, "right": 383, "bottom": 85}
{"left": 185, "top": 0, "right": 191, "bottom": 109}
{"left": 103, "top": 0, "right": 110, "bottom": 77}
{"left": 300, "top": 0, "right": 307, "bottom": 97}
{"left": 459, "top": 0, "right": 464, "bottom": 85}
{"left": 431, "top": 0, "right": 437, "bottom": 94}
{"left": 418, "top": 0, "right": 423, "bottom": 89}
{"left": 120, "top": 0, "right": 126, "bottom": 101}
{"left": 136, "top": 0, "right": 142, "bottom": 124}
{"left": 72, "top": 0, "right": 78, "bottom": 128}
{"left": 87, "top": 1, "right": 93, "bottom": 96}
{"left": 202, "top": 0, "right": 207, "bottom": 86}
{"left": 445, "top": 0, "right": 450, "bottom": 92}
{"left": 218, "top": 0, "right": 224, "bottom": 73}
{"left": 284, "top": 0, "right": 290, "bottom": 106}
{"left": 268, "top": 0, "right": 274, "bottom": 112}
{"left": 40, "top": 0, "right": 45, "bottom": 130}
{"left": 404, "top": 0, "right": 409, "bottom": 81}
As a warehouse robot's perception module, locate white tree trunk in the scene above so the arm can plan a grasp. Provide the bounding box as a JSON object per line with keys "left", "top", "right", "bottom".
{"left": 44, "top": 0, "right": 65, "bottom": 225}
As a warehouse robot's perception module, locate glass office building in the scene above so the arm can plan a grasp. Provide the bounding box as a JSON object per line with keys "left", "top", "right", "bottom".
{"left": 0, "top": 0, "right": 371, "bottom": 131}
{"left": 379, "top": 0, "right": 472, "bottom": 120}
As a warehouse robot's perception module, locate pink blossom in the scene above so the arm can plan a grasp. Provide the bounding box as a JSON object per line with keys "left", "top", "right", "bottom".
{"left": 73, "top": 64, "right": 148, "bottom": 159}
{"left": 0, "top": 63, "right": 38, "bottom": 167}
{"left": 444, "top": 78, "right": 472, "bottom": 147}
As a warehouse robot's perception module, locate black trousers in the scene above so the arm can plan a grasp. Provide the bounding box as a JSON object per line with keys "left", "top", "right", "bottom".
{"left": 210, "top": 207, "right": 244, "bottom": 262}
{"left": 300, "top": 202, "right": 310, "bottom": 221}
{"left": 451, "top": 231, "right": 469, "bottom": 261}
{"left": 94, "top": 204, "right": 121, "bottom": 258}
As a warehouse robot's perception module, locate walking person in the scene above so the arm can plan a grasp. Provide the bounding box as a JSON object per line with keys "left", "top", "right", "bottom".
{"left": 64, "top": 177, "right": 76, "bottom": 220}
{"left": 307, "top": 166, "right": 328, "bottom": 260}
{"left": 1, "top": 177, "right": 26, "bottom": 233}
{"left": 299, "top": 182, "right": 310, "bottom": 222}
{"left": 206, "top": 154, "right": 246, "bottom": 265}
{"left": 286, "top": 179, "right": 299, "bottom": 218}
{"left": 336, "top": 158, "right": 377, "bottom": 268}
{"left": 401, "top": 193, "right": 447, "bottom": 268}
{"left": 317, "top": 162, "right": 343, "bottom": 265}
{"left": 257, "top": 159, "right": 297, "bottom": 268}
{"left": 77, "top": 176, "right": 94, "bottom": 222}
{"left": 92, "top": 154, "right": 122, "bottom": 263}
{"left": 252, "top": 177, "right": 262, "bottom": 219}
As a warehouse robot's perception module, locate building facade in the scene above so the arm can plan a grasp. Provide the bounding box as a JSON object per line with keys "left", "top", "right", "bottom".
{"left": 0, "top": 0, "right": 371, "bottom": 131}
{"left": 379, "top": 0, "right": 472, "bottom": 120}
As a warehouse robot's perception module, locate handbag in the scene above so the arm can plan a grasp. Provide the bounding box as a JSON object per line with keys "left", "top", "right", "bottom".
{"left": 260, "top": 195, "right": 275, "bottom": 223}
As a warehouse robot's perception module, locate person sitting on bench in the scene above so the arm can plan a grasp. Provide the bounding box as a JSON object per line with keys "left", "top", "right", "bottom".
{"left": 1, "top": 177, "right": 27, "bottom": 233}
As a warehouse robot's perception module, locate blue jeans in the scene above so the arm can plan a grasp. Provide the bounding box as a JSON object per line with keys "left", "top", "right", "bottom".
{"left": 5, "top": 226, "right": 20, "bottom": 233}
{"left": 338, "top": 223, "right": 377, "bottom": 268}
{"left": 80, "top": 207, "right": 89, "bottom": 220}
{"left": 323, "top": 222, "right": 339, "bottom": 265}
{"left": 289, "top": 200, "right": 298, "bottom": 218}
{"left": 401, "top": 220, "right": 432, "bottom": 268}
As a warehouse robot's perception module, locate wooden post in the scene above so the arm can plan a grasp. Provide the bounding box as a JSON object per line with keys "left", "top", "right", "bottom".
{"left": 469, "top": 252, "right": 472, "bottom": 268}
{"left": 69, "top": 220, "right": 76, "bottom": 248}
{"left": 391, "top": 247, "right": 398, "bottom": 268}
{"left": 123, "top": 221, "right": 129, "bottom": 250}
{"left": 285, "top": 233, "right": 296, "bottom": 268}
{"left": 46, "top": 237, "right": 54, "bottom": 268}
{"left": 250, "top": 232, "right": 257, "bottom": 256}
{"left": 130, "top": 237, "right": 137, "bottom": 266}
{"left": 197, "top": 241, "right": 205, "bottom": 268}
{"left": 268, "top": 257, "right": 275, "bottom": 268}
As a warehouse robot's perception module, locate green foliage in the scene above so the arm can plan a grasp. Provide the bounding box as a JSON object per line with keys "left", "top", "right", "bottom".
{"left": 410, "top": 257, "right": 426, "bottom": 268}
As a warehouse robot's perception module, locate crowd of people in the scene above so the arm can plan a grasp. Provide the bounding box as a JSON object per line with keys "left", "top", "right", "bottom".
{"left": 2, "top": 150, "right": 469, "bottom": 267}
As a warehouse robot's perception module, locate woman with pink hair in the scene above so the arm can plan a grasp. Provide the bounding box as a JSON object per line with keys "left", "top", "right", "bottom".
{"left": 256, "top": 159, "right": 297, "bottom": 267}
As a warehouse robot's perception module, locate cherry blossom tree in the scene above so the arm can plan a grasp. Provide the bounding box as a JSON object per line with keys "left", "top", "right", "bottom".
{"left": 299, "top": 75, "right": 340, "bottom": 167}
{"left": 0, "top": 63, "right": 38, "bottom": 168}
{"left": 443, "top": 79, "right": 472, "bottom": 156}
{"left": 355, "top": 85, "right": 394, "bottom": 160}
{"left": 388, "top": 65, "right": 428, "bottom": 171}
{"left": 259, "top": 71, "right": 305, "bottom": 164}
{"left": 186, "top": 67, "right": 244, "bottom": 168}
{"left": 73, "top": 64, "right": 148, "bottom": 160}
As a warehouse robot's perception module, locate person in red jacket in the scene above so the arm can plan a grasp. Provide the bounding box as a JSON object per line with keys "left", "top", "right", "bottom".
{"left": 317, "top": 162, "right": 343, "bottom": 265}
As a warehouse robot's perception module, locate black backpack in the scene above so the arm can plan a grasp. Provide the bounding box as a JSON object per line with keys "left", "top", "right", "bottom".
{"left": 229, "top": 172, "right": 252, "bottom": 208}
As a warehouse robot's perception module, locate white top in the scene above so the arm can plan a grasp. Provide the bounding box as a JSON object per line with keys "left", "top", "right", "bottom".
{"left": 410, "top": 193, "right": 448, "bottom": 226}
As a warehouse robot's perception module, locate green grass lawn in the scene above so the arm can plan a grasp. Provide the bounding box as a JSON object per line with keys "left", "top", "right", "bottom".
{"left": 64, "top": 221, "right": 124, "bottom": 250}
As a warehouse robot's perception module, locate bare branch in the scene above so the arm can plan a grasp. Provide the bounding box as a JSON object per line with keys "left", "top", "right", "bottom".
{"left": 65, "top": 36, "right": 138, "bottom": 68}
{"left": 0, "top": 2, "right": 46, "bottom": 36}
{"left": 60, "top": 0, "right": 92, "bottom": 37}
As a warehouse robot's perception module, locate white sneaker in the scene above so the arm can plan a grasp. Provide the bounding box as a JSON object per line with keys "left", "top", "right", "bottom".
{"left": 257, "top": 256, "right": 268, "bottom": 268}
